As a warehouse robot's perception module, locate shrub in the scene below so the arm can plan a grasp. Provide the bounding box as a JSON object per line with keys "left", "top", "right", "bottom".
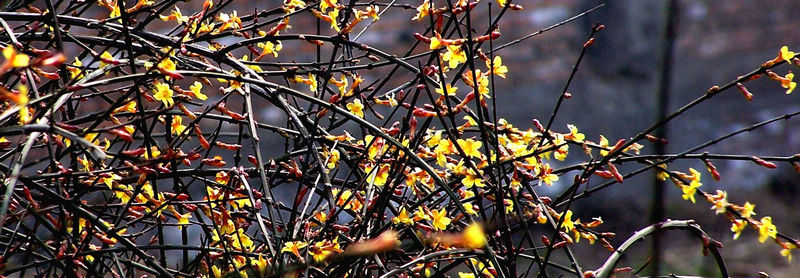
{"left": 0, "top": 1, "right": 797, "bottom": 277}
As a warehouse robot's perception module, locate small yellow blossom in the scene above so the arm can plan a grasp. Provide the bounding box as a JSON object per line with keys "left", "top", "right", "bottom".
{"left": 347, "top": 98, "right": 365, "bottom": 118}
{"left": 741, "top": 202, "right": 756, "bottom": 218}
{"left": 462, "top": 171, "right": 484, "bottom": 188}
{"left": 781, "top": 245, "right": 795, "bottom": 262}
{"left": 320, "top": 0, "right": 337, "bottom": 13}
{"left": 176, "top": 212, "right": 191, "bottom": 225}
{"left": 486, "top": 56, "right": 508, "bottom": 78}
{"left": 430, "top": 208, "right": 451, "bottom": 231}
{"left": 442, "top": 45, "right": 466, "bottom": 69}
{"left": 412, "top": 0, "right": 433, "bottom": 21}
{"left": 2, "top": 46, "right": 28, "bottom": 68}
{"left": 540, "top": 164, "right": 559, "bottom": 186}
{"left": 436, "top": 84, "right": 458, "bottom": 96}
{"left": 160, "top": 6, "right": 189, "bottom": 24}
{"left": 171, "top": 116, "right": 186, "bottom": 135}
{"left": 153, "top": 82, "right": 175, "bottom": 106}
{"left": 566, "top": 124, "right": 585, "bottom": 142}
{"left": 561, "top": 210, "right": 575, "bottom": 232}
{"left": 780, "top": 46, "right": 796, "bottom": 62}
{"left": 281, "top": 241, "right": 308, "bottom": 258}
{"left": 463, "top": 203, "right": 477, "bottom": 215}
{"left": 68, "top": 57, "right": 84, "bottom": 79}
{"left": 758, "top": 216, "right": 777, "bottom": 243}
{"left": 99, "top": 51, "right": 115, "bottom": 68}
{"left": 216, "top": 11, "right": 242, "bottom": 33}
{"left": 284, "top": 0, "right": 306, "bottom": 13}
{"left": 782, "top": 72, "right": 796, "bottom": 94}
{"left": 257, "top": 41, "right": 283, "bottom": 58}
{"left": 457, "top": 138, "right": 482, "bottom": 158}
{"left": 392, "top": 207, "right": 414, "bottom": 225}
{"left": 326, "top": 149, "right": 340, "bottom": 169}
{"left": 190, "top": 81, "right": 208, "bottom": 100}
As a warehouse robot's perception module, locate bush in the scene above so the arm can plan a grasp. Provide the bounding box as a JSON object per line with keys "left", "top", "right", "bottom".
{"left": 0, "top": 0, "right": 797, "bottom": 277}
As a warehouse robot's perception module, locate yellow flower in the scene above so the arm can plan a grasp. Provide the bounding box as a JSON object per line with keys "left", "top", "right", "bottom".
{"left": 109, "top": 4, "right": 121, "bottom": 19}
{"left": 308, "top": 74, "right": 318, "bottom": 92}
{"left": 14, "top": 85, "right": 31, "bottom": 124}
{"left": 346, "top": 98, "right": 364, "bottom": 118}
{"left": 598, "top": 135, "right": 610, "bottom": 156}
{"left": 366, "top": 163, "right": 389, "bottom": 186}
{"left": 241, "top": 55, "right": 262, "bottom": 72}
{"left": 656, "top": 165, "right": 669, "bottom": 181}
{"left": 457, "top": 138, "right": 482, "bottom": 158}
{"left": 554, "top": 145, "right": 568, "bottom": 161}
{"left": 68, "top": 57, "right": 84, "bottom": 79}
{"left": 475, "top": 71, "right": 491, "bottom": 99}
{"left": 462, "top": 171, "right": 484, "bottom": 188}
{"left": 327, "top": 8, "right": 340, "bottom": 32}
{"left": 757, "top": 216, "right": 777, "bottom": 243}
{"left": 486, "top": 56, "right": 508, "bottom": 78}
{"left": 430, "top": 208, "right": 451, "bottom": 231}
{"left": 540, "top": 164, "right": 559, "bottom": 186}
{"left": 426, "top": 130, "right": 442, "bottom": 148}
{"left": 153, "top": 82, "right": 174, "bottom": 106}
{"left": 190, "top": 81, "right": 208, "bottom": 100}
{"left": 320, "top": 0, "right": 337, "bottom": 12}
{"left": 707, "top": 190, "right": 728, "bottom": 214}
{"left": 443, "top": 45, "right": 466, "bottom": 69}
{"left": 435, "top": 84, "right": 458, "bottom": 96}
{"left": 566, "top": 124, "right": 585, "bottom": 142}
{"left": 257, "top": 41, "right": 283, "bottom": 58}
{"left": 781, "top": 245, "right": 795, "bottom": 262}
{"left": 413, "top": 207, "right": 431, "bottom": 222}
{"left": 463, "top": 203, "right": 477, "bottom": 215}
{"left": 326, "top": 149, "right": 340, "bottom": 169}
{"left": 159, "top": 6, "right": 189, "bottom": 24}
{"left": 309, "top": 239, "right": 341, "bottom": 262}
{"left": 2, "top": 46, "right": 28, "bottom": 68}
{"left": 194, "top": 20, "right": 216, "bottom": 34}
{"left": 158, "top": 58, "right": 177, "bottom": 73}
{"left": 782, "top": 72, "right": 796, "bottom": 94}
{"left": 780, "top": 46, "right": 796, "bottom": 62}
{"left": 100, "top": 173, "right": 122, "bottom": 189}
{"left": 176, "top": 212, "right": 191, "bottom": 225}
{"left": 281, "top": 241, "right": 308, "bottom": 258}
{"left": 250, "top": 255, "right": 270, "bottom": 275}
{"left": 284, "top": 0, "right": 306, "bottom": 13}
{"left": 680, "top": 168, "right": 702, "bottom": 203}
{"left": 216, "top": 11, "right": 242, "bottom": 33}
{"left": 131, "top": 0, "right": 154, "bottom": 11}
{"left": 561, "top": 210, "right": 575, "bottom": 232}
{"left": 741, "top": 202, "right": 756, "bottom": 218}
{"left": 100, "top": 51, "right": 115, "bottom": 68}
{"left": 171, "top": 116, "right": 186, "bottom": 135}
{"left": 362, "top": 5, "right": 380, "bottom": 21}
{"left": 412, "top": 0, "right": 433, "bottom": 21}
{"left": 430, "top": 35, "right": 442, "bottom": 50}
{"left": 461, "top": 222, "right": 487, "bottom": 250}
{"left": 392, "top": 207, "right": 414, "bottom": 225}
{"left": 680, "top": 183, "right": 701, "bottom": 203}
{"left": 211, "top": 265, "right": 223, "bottom": 278}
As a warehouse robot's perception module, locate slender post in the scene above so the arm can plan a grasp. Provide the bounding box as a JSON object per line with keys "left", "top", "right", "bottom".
{"left": 650, "top": 0, "right": 678, "bottom": 274}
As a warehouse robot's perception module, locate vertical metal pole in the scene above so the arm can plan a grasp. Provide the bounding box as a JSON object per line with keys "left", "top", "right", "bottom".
{"left": 650, "top": 0, "right": 678, "bottom": 275}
